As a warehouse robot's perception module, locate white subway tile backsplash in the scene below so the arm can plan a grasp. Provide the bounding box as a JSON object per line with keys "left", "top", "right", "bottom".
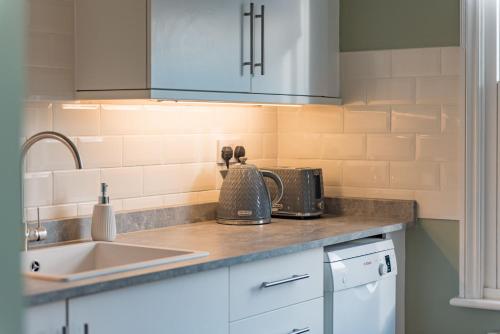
{"left": 26, "top": 204, "right": 78, "bottom": 222}
{"left": 144, "top": 163, "right": 215, "bottom": 196}
{"left": 441, "top": 47, "right": 462, "bottom": 76}
{"left": 441, "top": 105, "right": 461, "bottom": 134}
{"left": 341, "top": 79, "right": 366, "bottom": 105}
{"left": 101, "top": 167, "right": 143, "bottom": 199}
{"left": 341, "top": 51, "right": 392, "bottom": 79}
{"left": 242, "top": 134, "right": 263, "bottom": 160}
{"left": 163, "top": 193, "right": 199, "bottom": 207}
{"left": 27, "top": 31, "right": 51, "bottom": 67}
{"left": 391, "top": 105, "right": 441, "bottom": 133}
{"left": 416, "top": 76, "right": 460, "bottom": 105}
{"left": 263, "top": 134, "right": 278, "bottom": 159}
{"left": 163, "top": 134, "right": 216, "bottom": 164}
{"left": 27, "top": 67, "right": 73, "bottom": 99}
{"left": 278, "top": 133, "right": 322, "bottom": 159}
{"left": 213, "top": 106, "right": 248, "bottom": 134}
{"left": 322, "top": 134, "right": 366, "bottom": 160}
{"left": 441, "top": 162, "right": 461, "bottom": 192}
{"left": 53, "top": 103, "right": 100, "bottom": 136}
{"left": 391, "top": 48, "right": 441, "bottom": 77}
{"left": 24, "top": 172, "right": 53, "bottom": 207}
{"left": 247, "top": 107, "right": 277, "bottom": 133}
{"left": 26, "top": 137, "right": 78, "bottom": 172}
{"left": 302, "top": 105, "right": 343, "bottom": 133}
{"left": 101, "top": 104, "right": 145, "bottom": 135}
{"left": 416, "top": 135, "right": 458, "bottom": 162}
{"left": 23, "top": 35, "right": 463, "bottom": 221}
{"left": 342, "top": 161, "right": 389, "bottom": 188}
{"left": 197, "top": 190, "right": 220, "bottom": 203}
{"left": 319, "top": 160, "right": 342, "bottom": 186}
{"left": 77, "top": 136, "right": 123, "bottom": 168}
{"left": 23, "top": 101, "right": 52, "bottom": 137}
{"left": 28, "top": 32, "right": 73, "bottom": 69}
{"left": 277, "top": 108, "right": 300, "bottom": 133}
{"left": 123, "top": 196, "right": 164, "bottom": 211}
{"left": 390, "top": 162, "right": 440, "bottom": 190}
{"left": 366, "top": 78, "right": 415, "bottom": 105}
{"left": 325, "top": 186, "right": 414, "bottom": 201}
{"left": 367, "top": 134, "right": 415, "bottom": 161}
{"left": 77, "top": 201, "right": 123, "bottom": 217}
{"left": 123, "top": 135, "right": 163, "bottom": 166}
{"left": 53, "top": 169, "right": 100, "bottom": 204}
{"left": 343, "top": 106, "right": 390, "bottom": 133}
{"left": 28, "top": 0, "right": 74, "bottom": 34}
{"left": 144, "top": 105, "right": 215, "bottom": 135}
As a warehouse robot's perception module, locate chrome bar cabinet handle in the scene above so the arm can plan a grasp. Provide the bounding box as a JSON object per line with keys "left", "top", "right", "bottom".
{"left": 243, "top": 3, "right": 255, "bottom": 75}
{"left": 84, "top": 323, "right": 89, "bottom": 334}
{"left": 261, "top": 274, "right": 310, "bottom": 288}
{"left": 254, "top": 5, "right": 265, "bottom": 75}
{"left": 289, "top": 327, "right": 310, "bottom": 334}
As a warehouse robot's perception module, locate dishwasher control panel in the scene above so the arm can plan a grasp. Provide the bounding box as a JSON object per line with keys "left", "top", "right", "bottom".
{"left": 324, "top": 239, "right": 397, "bottom": 292}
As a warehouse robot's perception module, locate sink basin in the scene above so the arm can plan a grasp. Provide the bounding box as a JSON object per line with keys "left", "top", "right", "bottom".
{"left": 22, "top": 242, "right": 208, "bottom": 282}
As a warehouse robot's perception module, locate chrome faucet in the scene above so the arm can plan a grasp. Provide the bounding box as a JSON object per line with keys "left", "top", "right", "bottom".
{"left": 21, "top": 131, "right": 83, "bottom": 250}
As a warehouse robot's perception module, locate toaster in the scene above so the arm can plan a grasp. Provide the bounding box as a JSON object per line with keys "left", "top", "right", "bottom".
{"left": 264, "top": 167, "right": 324, "bottom": 218}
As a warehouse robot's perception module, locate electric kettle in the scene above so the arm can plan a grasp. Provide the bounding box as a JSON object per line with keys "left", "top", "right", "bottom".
{"left": 217, "top": 157, "right": 284, "bottom": 225}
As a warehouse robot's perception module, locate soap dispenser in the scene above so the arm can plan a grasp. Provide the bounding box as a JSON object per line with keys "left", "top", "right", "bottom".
{"left": 91, "top": 183, "right": 117, "bottom": 241}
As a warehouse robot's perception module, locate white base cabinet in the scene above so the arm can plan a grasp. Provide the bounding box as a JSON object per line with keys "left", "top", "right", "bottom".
{"left": 68, "top": 268, "right": 229, "bottom": 334}
{"left": 230, "top": 298, "right": 323, "bottom": 334}
{"left": 24, "top": 302, "right": 66, "bottom": 334}
{"left": 26, "top": 248, "right": 325, "bottom": 334}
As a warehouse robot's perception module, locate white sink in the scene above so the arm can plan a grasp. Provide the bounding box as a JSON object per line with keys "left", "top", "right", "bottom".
{"left": 22, "top": 242, "right": 208, "bottom": 282}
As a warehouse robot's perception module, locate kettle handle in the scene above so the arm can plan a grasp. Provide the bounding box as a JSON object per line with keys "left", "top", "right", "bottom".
{"left": 261, "top": 170, "right": 284, "bottom": 206}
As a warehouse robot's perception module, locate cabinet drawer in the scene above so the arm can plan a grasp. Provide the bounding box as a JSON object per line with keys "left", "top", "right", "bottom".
{"left": 229, "top": 248, "right": 323, "bottom": 321}
{"left": 230, "top": 297, "right": 323, "bottom": 334}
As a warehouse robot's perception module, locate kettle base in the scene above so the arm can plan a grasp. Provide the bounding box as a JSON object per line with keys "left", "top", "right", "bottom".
{"left": 216, "top": 218, "right": 271, "bottom": 225}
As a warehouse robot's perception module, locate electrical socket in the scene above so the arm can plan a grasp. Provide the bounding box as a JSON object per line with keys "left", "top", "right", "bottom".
{"left": 216, "top": 137, "right": 244, "bottom": 165}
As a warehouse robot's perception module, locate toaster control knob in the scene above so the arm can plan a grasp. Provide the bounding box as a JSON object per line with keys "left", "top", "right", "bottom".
{"left": 317, "top": 201, "right": 324, "bottom": 210}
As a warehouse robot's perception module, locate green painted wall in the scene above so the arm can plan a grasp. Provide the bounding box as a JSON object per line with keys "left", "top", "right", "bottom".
{"left": 0, "top": 0, "right": 24, "bottom": 334}
{"left": 340, "top": 0, "right": 461, "bottom": 51}
{"left": 406, "top": 220, "right": 500, "bottom": 334}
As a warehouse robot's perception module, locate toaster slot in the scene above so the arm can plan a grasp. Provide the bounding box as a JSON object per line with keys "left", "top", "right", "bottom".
{"left": 314, "top": 174, "right": 322, "bottom": 199}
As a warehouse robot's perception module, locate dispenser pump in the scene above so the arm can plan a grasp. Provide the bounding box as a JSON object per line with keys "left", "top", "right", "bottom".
{"left": 99, "top": 183, "right": 110, "bottom": 204}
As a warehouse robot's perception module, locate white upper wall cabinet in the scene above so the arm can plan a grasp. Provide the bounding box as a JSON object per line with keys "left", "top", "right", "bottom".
{"left": 75, "top": 0, "right": 340, "bottom": 104}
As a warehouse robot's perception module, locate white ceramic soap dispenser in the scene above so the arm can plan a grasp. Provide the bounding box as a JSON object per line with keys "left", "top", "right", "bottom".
{"left": 91, "top": 182, "right": 116, "bottom": 241}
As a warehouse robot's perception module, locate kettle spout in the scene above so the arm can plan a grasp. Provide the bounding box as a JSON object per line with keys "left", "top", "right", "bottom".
{"left": 220, "top": 169, "right": 228, "bottom": 179}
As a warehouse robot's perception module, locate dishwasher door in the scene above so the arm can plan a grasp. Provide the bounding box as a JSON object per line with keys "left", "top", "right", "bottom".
{"left": 325, "top": 246, "right": 397, "bottom": 334}
{"left": 333, "top": 275, "right": 396, "bottom": 334}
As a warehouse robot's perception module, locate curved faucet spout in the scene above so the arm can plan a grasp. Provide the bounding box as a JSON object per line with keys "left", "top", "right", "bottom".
{"left": 21, "top": 131, "right": 82, "bottom": 169}
{"left": 21, "top": 131, "right": 83, "bottom": 250}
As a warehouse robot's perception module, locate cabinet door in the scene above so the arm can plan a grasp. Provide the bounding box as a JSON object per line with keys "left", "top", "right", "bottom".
{"left": 150, "top": 0, "right": 252, "bottom": 93}
{"left": 25, "top": 302, "right": 66, "bottom": 334}
{"left": 68, "top": 268, "right": 229, "bottom": 334}
{"left": 251, "top": 0, "right": 339, "bottom": 97}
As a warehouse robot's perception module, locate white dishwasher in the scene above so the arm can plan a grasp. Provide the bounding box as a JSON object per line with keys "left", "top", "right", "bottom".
{"left": 324, "top": 238, "right": 397, "bottom": 334}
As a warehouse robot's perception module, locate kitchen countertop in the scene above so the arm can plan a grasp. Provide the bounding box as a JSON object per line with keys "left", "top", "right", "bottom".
{"left": 24, "top": 214, "right": 413, "bottom": 306}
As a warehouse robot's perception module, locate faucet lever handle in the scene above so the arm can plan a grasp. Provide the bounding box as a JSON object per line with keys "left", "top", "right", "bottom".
{"left": 36, "top": 207, "right": 41, "bottom": 228}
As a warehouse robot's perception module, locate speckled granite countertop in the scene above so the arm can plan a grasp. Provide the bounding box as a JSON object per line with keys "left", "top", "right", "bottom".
{"left": 24, "top": 212, "right": 414, "bottom": 306}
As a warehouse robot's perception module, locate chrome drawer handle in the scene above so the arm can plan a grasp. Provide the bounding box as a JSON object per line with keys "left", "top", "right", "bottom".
{"left": 261, "top": 274, "right": 310, "bottom": 288}
{"left": 290, "top": 327, "right": 310, "bottom": 334}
